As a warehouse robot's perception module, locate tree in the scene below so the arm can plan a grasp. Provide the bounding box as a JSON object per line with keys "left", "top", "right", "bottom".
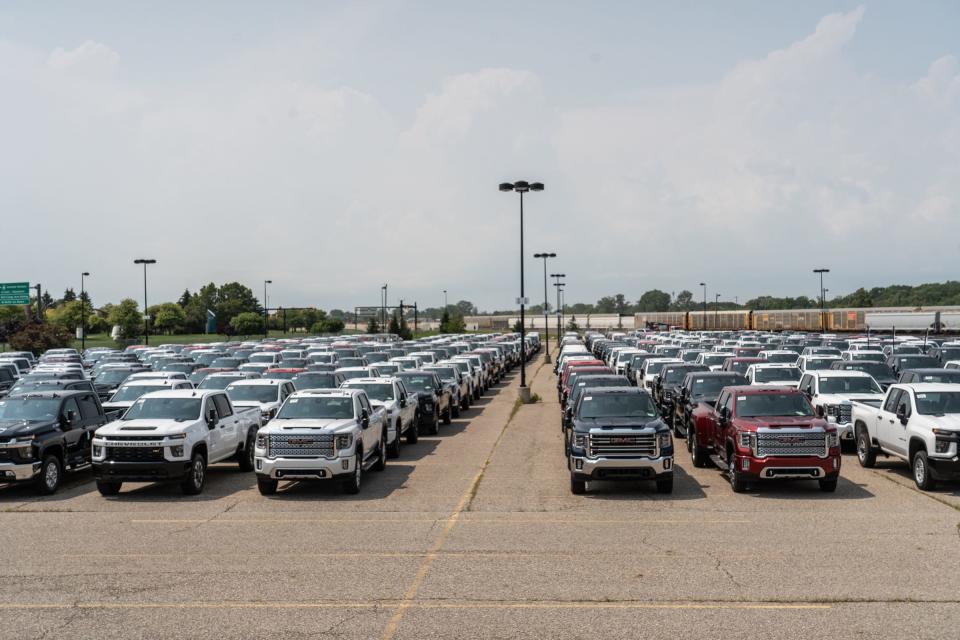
{"left": 177, "top": 289, "right": 193, "bottom": 308}
{"left": 151, "top": 303, "right": 188, "bottom": 334}
{"left": 0, "top": 306, "right": 26, "bottom": 344}
{"left": 8, "top": 322, "right": 73, "bottom": 355}
{"left": 595, "top": 296, "right": 617, "bottom": 313}
{"left": 41, "top": 290, "right": 56, "bottom": 310}
{"left": 455, "top": 300, "right": 477, "bottom": 316}
{"left": 637, "top": 289, "right": 671, "bottom": 312}
{"left": 614, "top": 294, "right": 629, "bottom": 315}
{"left": 108, "top": 298, "right": 142, "bottom": 340}
{"left": 447, "top": 314, "right": 466, "bottom": 333}
{"left": 48, "top": 300, "right": 94, "bottom": 332}
{"left": 366, "top": 315, "right": 381, "bottom": 334}
{"left": 215, "top": 282, "right": 261, "bottom": 333}
{"left": 512, "top": 319, "right": 523, "bottom": 333}
{"left": 329, "top": 309, "right": 346, "bottom": 319}
{"left": 230, "top": 312, "right": 264, "bottom": 336}
{"left": 389, "top": 311, "right": 401, "bottom": 335}
{"left": 567, "top": 315, "right": 580, "bottom": 332}
{"left": 397, "top": 314, "right": 412, "bottom": 340}
{"left": 62, "top": 288, "right": 76, "bottom": 303}
{"left": 672, "top": 290, "right": 694, "bottom": 311}
{"left": 325, "top": 317, "right": 346, "bottom": 334}
{"left": 439, "top": 309, "right": 451, "bottom": 333}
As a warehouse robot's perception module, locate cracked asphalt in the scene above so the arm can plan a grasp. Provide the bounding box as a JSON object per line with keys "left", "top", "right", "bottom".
{"left": 1, "top": 350, "right": 959, "bottom": 639}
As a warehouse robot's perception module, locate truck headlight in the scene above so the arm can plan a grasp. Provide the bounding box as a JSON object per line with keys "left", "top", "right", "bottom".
{"left": 335, "top": 434, "right": 353, "bottom": 450}
{"left": 738, "top": 432, "right": 752, "bottom": 448}
{"left": 92, "top": 444, "right": 103, "bottom": 458}
{"left": 658, "top": 432, "right": 672, "bottom": 451}
{"left": 256, "top": 433, "right": 268, "bottom": 449}
{"left": 573, "top": 432, "right": 588, "bottom": 450}
{"left": 827, "top": 432, "right": 840, "bottom": 449}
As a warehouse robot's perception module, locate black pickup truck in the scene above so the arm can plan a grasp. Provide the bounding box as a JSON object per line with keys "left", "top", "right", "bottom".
{"left": 673, "top": 371, "right": 747, "bottom": 438}
{"left": 0, "top": 391, "right": 118, "bottom": 494}
{"left": 395, "top": 371, "right": 452, "bottom": 434}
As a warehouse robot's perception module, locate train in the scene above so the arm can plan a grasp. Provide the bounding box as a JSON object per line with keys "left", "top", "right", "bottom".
{"left": 634, "top": 307, "right": 960, "bottom": 333}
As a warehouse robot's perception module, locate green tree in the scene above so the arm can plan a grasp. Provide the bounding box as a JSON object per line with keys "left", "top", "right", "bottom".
{"left": 637, "top": 289, "right": 671, "bottom": 312}
{"left": 47, "top": 300, "right": 94, "bottom": 332}
{"left": 177, "top": 289, "right": 193, "bottom": 308}
{"left": 151, "top": 302, "right": 188, "bottom": 334}
{"left": 567, "top": 315, "right": 580, "bottom": 332}
{"left": 455, "top": 300, "right": 477, "bottom": 316}
{"left": 595, "top": 296, "right": 617, "bottom": 313}
{"left": 671, "top": 290, "right": 694, "bottom": 311}
{"left": 215, "top": 282, "right": 261, "bottom": 333}
{"left": 62, "top": 288, "right": 76, "bottom": 303}
{"left": 325, "top": 317, "right": 346, "bottom": 334}
{"left": 614, "top": 293, "right": 629, "bottom": 315}
{"left": 397, "top": 314, "right": 412, "bottom": 340}
{"left": 8, "top": 322, "right": 73, "bottom": 355}
{"left": 389, "top": 311, "right": 401, "bottom": 335}
{"left": 0, "top": 306, "right": 26, "bottom": 344}
{"left": 230, "top": 312, "right": 264, "bottom": 336}
{"left": 447, "top": 314, "right": 466, "bottom": 333}
{"left": 439, "top": 309, "right": 451, "bottom": 333}
{"left": 367, "top": 316, "right": 381, "bottom": 334}
{"left": 108, "top": 298, "right": 142, "bottom": 339}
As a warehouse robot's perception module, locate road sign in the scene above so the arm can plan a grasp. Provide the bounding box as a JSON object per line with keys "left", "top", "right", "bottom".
{"left": 515, "top": 297, "right": 530, "bottom": 305}
{"left": 0, "top": 282, "right": 30, "bottom": 305}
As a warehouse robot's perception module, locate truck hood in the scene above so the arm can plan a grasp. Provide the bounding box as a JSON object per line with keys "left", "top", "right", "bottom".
{"left": 574, "top": 416, "right": 664, "bottom": 432}
{"left": 818, "top": 393, "right": 883, "bottom": 404}
{"left": 369, "top": 399, "right": 397, "bottom": 412}
{"left": 0, "top": 419, "right": 56, "bottom": 438}
{"left": 751, "top": 381, "right": 800, "bottom": 388}
{"left": 735, "top": 416, "right": 828, "bottom": 431}
{"left": 915, "top": 414, "right": 960, "bottom": 431}
{"left": 95, "top": 418, "right": 197, "bottom": 436}
{"left": 233, "top": 400, "right": 279, "bottom": 411}
{"left": 261, "top": 418, "right": 357, "bottom": 434}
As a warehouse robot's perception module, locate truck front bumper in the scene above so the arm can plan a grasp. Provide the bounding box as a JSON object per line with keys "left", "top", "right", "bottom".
{"left": 255, "top": 455, "right": 354, "bottom": 481}
{"left": 928, "top": 455, "right": 960, "bottom": 479}
{"left": 735, "top": 454, "right": 841, "bottom": 481}
{"left": 93, "top": 460, "right": 192, "bottom": 482}
{"left": 0, "top": 461, "right": 42, "bottom": 482}
{"left": 569, "top": 454, "right": 673, "bottom": 481}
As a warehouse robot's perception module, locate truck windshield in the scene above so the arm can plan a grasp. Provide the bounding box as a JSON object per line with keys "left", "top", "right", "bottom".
{"left": 700, "top": 354, "right": 727, "bottom": 366}
{"left": 123, "top": 398, "right": 201, "bottom": 421}
{"left": 345, "top": 383, "right": 394, "bottom": 401}
{"left": 914, "top": 372, "right": 960, "bottom": 383}
{"left": 842, "top": 363, "right": 893, "bottom": 379}
{"left": 764, "top": 353, "right": 798, "bottom": 364}
{"left": 97, "top": 370, "right": 135, "bottom": 385}
{"left": 429, "top": 367, "right": 457, "bottom": 380}
{"left": 276, "top": 396, "right": 354, "bottom": 420}
{"left": 578, "top": 393, "right": 658, "bottom": 419}
{"left": 914, "top": 391, "right": 960, "bottom": 415}
{"left": 736, "top": 393, "right": 813, "bottom": 418}
{"left": 110, "top": 385, "right": 169, "bottom": 402}
{"left": 645, "top": 362, "right": 671, "bottom": 376}
{"left": 850, "top": 353, "right": 885, "bottom": 363}
{"left": 0, "top": 398, "right": 60, "bottom": 421}
{"left": 339, "top": 358, "right": 364, "bottom": 368}
{"left": 198, "top": 377, "right": 240, "bottom": 390}
{"left": 754, "top": 367, "right": 801, "bottom": 382}
{"left": 663, "top": 368, "right": 704, "bottom": 385}
{"left": 227, "top": 385, "right": 279, "bottom": 403}
{"left": 291, "top": 374, "right": 336, "bottom": 390}
{"left": 398, "top": 375, "right": 435, "bottom": 392}
{"left": 819, "top": 377, "right": 882, "bottom": 394}
{"left": 692, "top": 376, "right": 744, "bottom": 396}
{"left": 897, "top": 356, "right": 938, "bottom": 368}
{"left": 248, "top": 354, "right": 277, "bottom": 363}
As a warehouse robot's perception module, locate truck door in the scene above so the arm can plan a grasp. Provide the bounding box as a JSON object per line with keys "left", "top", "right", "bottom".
{"left": 203, "top": 397, "right": 223, "bottom": 460}
{"left": 888, "top": 391, "right": 912, "bottom": 456}
{"left": 877, "top": 389, "right": 904, "bottom": 456}
{"left": 356, "top": 394, "right": 376, "bottom": 459}
{"left": 212, "top": 394, "right": 239, "bottom": 461}
{"left": 57, "top": 397, "right": 86, "bottom": 463}
{"left": 75, "top": 393, "right": 104, "bottom": 462}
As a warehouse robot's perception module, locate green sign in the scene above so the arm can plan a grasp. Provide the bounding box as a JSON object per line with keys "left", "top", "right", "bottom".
{"left": 0, "top": 282, "right": 30, "bottom": 305}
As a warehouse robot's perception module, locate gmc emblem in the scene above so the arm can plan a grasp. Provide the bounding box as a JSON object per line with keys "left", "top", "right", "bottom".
{"left": 611, "top": 437, "right": 634, "bottom": 444}
{"left": 288, "top": 438, "right": 315, "bottom": 446}
{"left": 777, "top": 436, "right": 804, "bottom": 444}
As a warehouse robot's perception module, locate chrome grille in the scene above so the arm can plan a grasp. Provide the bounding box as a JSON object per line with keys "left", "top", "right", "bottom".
{"left": 831, "top": 404, "right": 852, "bottom": 423}
{"left": 756, "top": 431, "right": 827, "bottom": 458}
{"left": 268, "top": 434, "right": 334, "bottom": 458}
{"left": 588, "top": 433, "right": 657, "bottom": 457}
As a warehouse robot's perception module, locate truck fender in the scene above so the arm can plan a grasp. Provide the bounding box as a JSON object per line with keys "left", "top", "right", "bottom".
{"left": 191, "top": 442, "right": 208, "bottom": 462}
{"left": 41, "top": 442, "right": 64, "bottom": 464}
{"left": 908, "top": 437, "right": 927, "bottom": 461}
{"left": 854, "top": 420, "right": 877, "bottom": 447}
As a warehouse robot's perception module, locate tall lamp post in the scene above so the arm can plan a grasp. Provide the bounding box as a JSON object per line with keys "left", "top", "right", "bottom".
{"left": 699, "top": 282, "right": 707, "bottom": 332}
{"left": 443, "top": 289, "right": 448, "bottom": 310}
{"left": 534, "top": 253, "right": 556, "bottom": 362}
{"left": 813, "top": 268, "right": 830, "bottom": 332}
{"left": 552, "top": 273, "right": 565, "bottom": 342}
{"left": 381, "top": 284, "right": 388, "bottom": 332}
{"left": 714, "top": 293, "right": 721, "bottom": 330}
{"left": 263, "top": 280, "right": 272, "bottom": 338}
{"left": 80, "top": 272, "right": 90, "bottom": 352}
{"left": 133, "top": 259, "right": 156, "bottom": 345}
{"left": 500, "top": 180, "right": 544, "bottom": 402}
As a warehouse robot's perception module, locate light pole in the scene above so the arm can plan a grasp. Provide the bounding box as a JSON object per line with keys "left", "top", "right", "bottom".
{"left": 715, "top": 293, "right": 721, "bottom": 330}
{"left": 500, "top": 180, "right": 544, "bottom": 401}
{"left": 552, "top": 273, "right": 565, "bottom": 342}
{"left": 263, "top": 280, "right": 272, "bottom": 338}
{"left": 813, "top": 268, "right": 830, "bottom": 332}
{"left": 443, "top": 289, "right": 448, "bottom": 310}
{"left": 534, "top": 253, "right": 556, "bottom": 362}
{"left": 699, "top": 282, "right": 706, "bottom": 332}
{"left": 381, "top": 284, "right": 387, "bottom": 333}
{"left": 133, "top": 259, "right": 156, "bottom": 345}
{"left": 80, "top": 272, "right": 90, "bottom": 352}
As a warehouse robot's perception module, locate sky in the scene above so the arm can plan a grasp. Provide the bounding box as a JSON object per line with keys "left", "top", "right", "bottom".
{"left": 1, "top": 1, "right": 958, "bottom": 313}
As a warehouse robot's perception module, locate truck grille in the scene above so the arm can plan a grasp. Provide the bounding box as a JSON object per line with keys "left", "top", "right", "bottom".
{"left": 827, "top": 404, "right": 852, "bottom": 423}
{"left": 588, "top": 433, "right": 657, "bottom": 457}
{"left": 107, "top": 447, "right": 165, "bottom": 462}
{"left": 756, "top": 431, "right": 827, "bottom": 458}
{"left": 268, "top": 434, "right": 334, "bottom": 458}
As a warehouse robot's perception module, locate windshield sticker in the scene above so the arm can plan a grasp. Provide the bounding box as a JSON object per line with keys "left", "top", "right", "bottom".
{"left": 737, "top": 396, "right": 746, "bottom": 401}
{"left": 289, "top": 398, "right": 299, "bottom": 403}
{"left": 584, "top": 396, "right": 593, "bottom": 401}
{"left": 916, "top": 394, "right": 927, "bottom": 399}
{"left": 695, "top": 379, "right": 704, "bottom": 384}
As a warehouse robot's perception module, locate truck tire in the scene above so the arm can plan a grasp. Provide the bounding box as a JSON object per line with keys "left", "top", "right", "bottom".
{"left": 690, "top": 432, "right": 709, "bottom": 468}
{"left": 655, "top": 475, "right": 674, "bottom": 494}
{"left": 96, "top": 480, "right": 122, "bottom": 496}
{"left": 36, "top": 454, "right": 62, "bottom": 496}
{"left": 912, "top": 450, "right": 937, "bottom": 491}
{"left": 443, "top": 406, "right": 452, "bottom": 425}
{"left": 387, "top": 421, "right": 402, "bottom": 458}
{"left": 373, "top": 432, "right": 387, "bottom": 471}
{"left": 430, "top": 409, "right": 440, "bottom": 434}
{"left": 341, "top": 452, "right": 362, "bottom": 494}
{"left": 570, "top": 473, "right": 586, "bottom": 495}
{"left": 818, "top": 478, "right": 838, "bottom": 492}
{"left": 180, "top": 452, "right": 206, "bottom": 495}
{"left": 406, "top": 421, "right": 419, "bottom": 445}
{"left": 238, "top": 432, "right": 256, "bottom": 471}
{"left": 452, "top": 401, "right": 461, "bottom": 419}
{"left": 728, "top": 457, "right": 748, "bottom": 493}
{"left": 856, "top": 425, "right": 877, "bottom": 468}
{"left": 257, "top": 477, "right": 278, "bottom": 495}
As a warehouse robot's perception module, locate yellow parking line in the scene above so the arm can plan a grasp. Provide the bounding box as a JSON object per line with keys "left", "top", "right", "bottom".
{"left": 65, "top": 552, "right": 783, "bottom": 560}
{"left": 130, "top": 518, "right": 750, "bottom": 525}
{"left": 0, "top": 601, "right": 831, "bottom": 611}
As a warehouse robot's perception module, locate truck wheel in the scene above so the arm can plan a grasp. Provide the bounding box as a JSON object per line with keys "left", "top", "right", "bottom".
{"left": 96, "top": 480, "right": 122, "bottom": 496}
{"left": 655, "top": 475, "right": 674, "bottom": 494}
{"left": 238, "top": 432, "right": 256, "bottom": 471}
{"left": 180, "top": 452, "right": 206, "bottom": 495}
{"left": 728, "top": 458, "right": 748, "bottom": 493}
{"left": 431, "top": 409, "right": 440, "bottom": 434}
{"left": 36, "top": 455, "right": 62, "bottom": 496}
{"left": 452, "top": 402, "right": 460, "bottom": 418}
{"left": 570, "top": 473, "right": 586, "bottom": 495}
{"left": 856, "top": 426, "right": 877, "bottom": 468}
{"left": 912, "top": 450, "right": 937, "bottom": 491}
{"left": 818, "top": 478, "right": 838, "bottom": 492}
{"left": 685, "top": 426, "right": 694, "bottom": 452}
{"left": 387, "top": 421, "right": 402, "bottom": 458}
{"left": 341, "top": 452, "right": 362, "bottom": 494}
{"left": 690, "top": 433, "right": 709, "bottom": 468}
{"left": 443, "top": 407, "right": 452, "bottom": 425}
{"left": 373, "top": 432, "right": 387, "bottom": 471}
{"left": 257, "top": 477, "right": 278, "bottom": 495}
{"left": 406, "top": 421, "right": 419, "bottom": 445}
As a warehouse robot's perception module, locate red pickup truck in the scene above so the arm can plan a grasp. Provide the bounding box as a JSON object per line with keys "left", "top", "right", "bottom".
{"left": 687, "top": 385, "right": 841, "bottom": 492}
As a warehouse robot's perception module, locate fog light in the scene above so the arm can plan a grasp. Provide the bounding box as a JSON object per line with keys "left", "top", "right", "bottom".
{"left": 833, "top": 457, "right": 839, "bottom": 470}
{"left": 170, "top": 445, "right": 184, "bottom": 458}
{"left": 741, "top": 458, "right": 750, "bottom": 471}
{"left": 663, "top": 458, "right": 672, "bottom": 470}
{"left": 255, "top": 459, "right": 262, "bottom": 471}
{"left": 935, "top": 440, "right": 950, "bottom": 454}
{"left": 92, "top": 445, "right": 102, "bottom": 457}
{"left": 575, "top": 459, "right": 583, "bottom": 470}
{"left": 342, "top": 459, "right": 349, "bottom": 470}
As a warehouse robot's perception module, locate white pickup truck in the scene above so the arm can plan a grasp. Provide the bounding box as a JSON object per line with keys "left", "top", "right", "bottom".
{"left": 254, "top": 388, "right": 387, "bottom": 495}
{"left": 92, "top": 389, "right": 261, "bottom": 496}
{"left": 341, "top": 377, "right": 418, "bottom": 456}
{"left": 851, "top": 383, "right": 960, "bottom": 489}
{"left": 226, "top": 379, "right": 296, "bottom": 422}
{"left": 798, "top": 370, "right": 885, "bottom": 443}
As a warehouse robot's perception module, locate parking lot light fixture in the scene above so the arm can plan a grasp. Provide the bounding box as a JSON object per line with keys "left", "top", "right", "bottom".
{"left": 813, "top": 268, "right": 830, "bottom": 332}
{"left": 133, "top": 259, "right": 156, "bottom": 345}
{"left": 534, "top": 253, "right": 556, "bottom": 362}
{"left": 263, "top": 280, "right": 272, "bottom": 338}
{"left": 699, "top": 283, "right": 706, "bottom": 332}
{"left": 80, "top": 272, "right": 90, "bottom": 352}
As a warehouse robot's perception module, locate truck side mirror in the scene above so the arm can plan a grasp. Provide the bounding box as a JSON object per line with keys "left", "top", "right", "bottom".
{"left": 718, "top": 407, "right": 730, "bottom": 425}
{"left": 206, "top": 408, "right": 217, "bottom": 428}
{"left": 360, "top": 409, "right": 370, "bottom": 429}
{"left": 896, "top": 406, "right": 908, "bottom": 425}
{"left": 399, "top": 395, "right": 407, "bottom": 408}
{"left": 815, "top": 405, "right": 825, "bottom": 418}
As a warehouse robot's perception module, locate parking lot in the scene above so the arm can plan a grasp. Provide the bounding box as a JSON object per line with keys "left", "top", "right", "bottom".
{"left": 1, "top": 349, "right": 958, "bottom": 639}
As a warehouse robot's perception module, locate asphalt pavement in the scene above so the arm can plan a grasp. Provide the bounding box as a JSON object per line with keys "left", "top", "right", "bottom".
{"left": 1, "top": 351, "right": 958, "bottom": 639}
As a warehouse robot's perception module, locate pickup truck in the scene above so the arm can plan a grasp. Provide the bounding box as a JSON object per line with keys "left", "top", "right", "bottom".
{"left": 424, "top": 364, "right": 467, "bottom": 416}
{"left": 852, "top": 383, "right": 960, "bottom": 490}
{"left": 797, "top": 371, "right": 884, "bottom": 444}
{"left": 225, "top": 379, "right": 296, "bottom": 422}
{"left": 0, "top": 391, "right": 119, "bottom": 494}
{"left": 254, "top": 388, "right": 387, "bottom": 495}
{"left": 687, "top": 386, "right": 841, "bottom": 493}
{"left": 653, "top": 363, "right": 709, "bottom": 427}
{"left": 92, "top": 389, "right": 261, "bottom": 496}
{"left": 674, "top": 371, "right": 746, "bottom": 439}
{"left": 567, "top": 387, "right": 674, "bottom": 494}
{"left": 342, "top": 377, "right": 418, "bottom": 456}
{"left": 103, "top": 378, "right": 194, "bottom": 414}
{"left": 395, "top": 371, "right": 451, "bottom": 434}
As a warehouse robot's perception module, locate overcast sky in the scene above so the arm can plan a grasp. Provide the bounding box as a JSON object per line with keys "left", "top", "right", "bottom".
{"left": 2, "top": 1, "right": 958, "bottom": 313}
